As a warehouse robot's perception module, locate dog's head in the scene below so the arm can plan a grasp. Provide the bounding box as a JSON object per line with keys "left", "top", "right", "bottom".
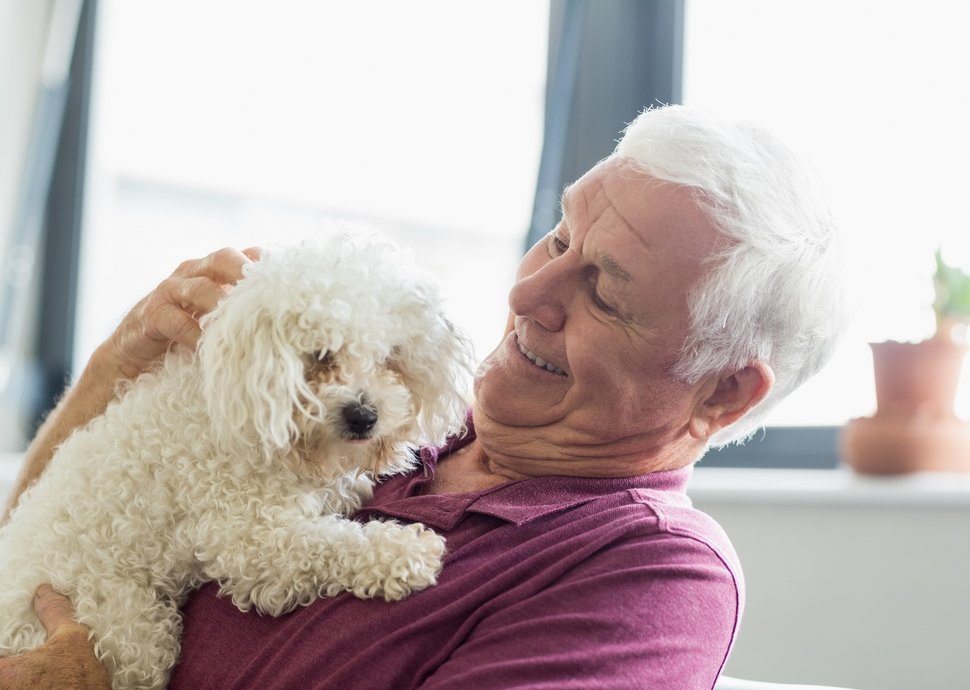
{"left": 197, "top": 230, "right": 474, "bottom": 477}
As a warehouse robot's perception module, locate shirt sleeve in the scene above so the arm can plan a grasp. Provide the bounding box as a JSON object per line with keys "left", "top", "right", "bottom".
{"left": 417, "top": 532, "right": 740, "bottom": 690}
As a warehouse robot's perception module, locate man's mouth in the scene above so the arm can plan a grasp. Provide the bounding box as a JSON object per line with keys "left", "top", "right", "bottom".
{"left": 517, "top": 341, "right": 567, "bottom": 376}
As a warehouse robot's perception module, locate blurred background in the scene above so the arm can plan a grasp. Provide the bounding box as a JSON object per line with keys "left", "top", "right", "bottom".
{"left": 4, "top": 0, "right": 970, "bottom": 456}
{"left": 2, "top": 2, "right": 969, "bottom": 688}
{"left": 0, "top": 0, "right": 970, "bottom": 449}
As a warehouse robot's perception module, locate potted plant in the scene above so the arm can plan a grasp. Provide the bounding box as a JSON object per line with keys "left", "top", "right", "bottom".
{"left": 841, "top": 250, "right": 970, "bottom": 474}
{"left": 933, "top": 248, "right": 970, "bottom": 342}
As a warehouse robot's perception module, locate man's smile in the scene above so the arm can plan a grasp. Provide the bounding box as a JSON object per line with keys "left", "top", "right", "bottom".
{"left": 516, "top": 339, "right": 567, "bottom": 376}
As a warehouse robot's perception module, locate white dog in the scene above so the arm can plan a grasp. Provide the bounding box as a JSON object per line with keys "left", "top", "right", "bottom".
{"left": 0, "top": 230, "right": 473, "bottom": 689}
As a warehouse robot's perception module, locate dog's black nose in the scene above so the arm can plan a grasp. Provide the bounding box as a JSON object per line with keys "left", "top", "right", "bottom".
{"left": 342, "top": 402, "right": 378, "bottom": 435}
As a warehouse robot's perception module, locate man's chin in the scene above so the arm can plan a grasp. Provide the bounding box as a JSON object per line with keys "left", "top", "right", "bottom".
{"left": 472, "top": 390, "right": 563, "bottom": 432}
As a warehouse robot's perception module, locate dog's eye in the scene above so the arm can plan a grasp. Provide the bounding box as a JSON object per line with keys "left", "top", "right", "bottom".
{"left": 306, "top": 350, "right": 336, "bottom": 371}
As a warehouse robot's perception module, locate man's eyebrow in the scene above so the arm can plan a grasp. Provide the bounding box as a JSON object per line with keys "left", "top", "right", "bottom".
{"left": 597, "top": 252, "right": 633, "bottom": 283}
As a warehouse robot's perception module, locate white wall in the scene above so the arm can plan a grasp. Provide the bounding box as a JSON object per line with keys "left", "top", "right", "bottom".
{"left": 690, "top": 469, "right": 970, "bottom": 690}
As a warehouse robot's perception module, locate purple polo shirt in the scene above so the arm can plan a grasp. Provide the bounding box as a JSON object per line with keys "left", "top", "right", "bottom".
{"left": 170, "top": 421, "right": 743, "bottom": 689}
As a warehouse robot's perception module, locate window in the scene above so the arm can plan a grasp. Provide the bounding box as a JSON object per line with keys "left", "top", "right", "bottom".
{"left": 76, "top": 1, "right": 549, "bottom": 372}
{"left": 684, "top": 0, "right": 970, "bottom": 428}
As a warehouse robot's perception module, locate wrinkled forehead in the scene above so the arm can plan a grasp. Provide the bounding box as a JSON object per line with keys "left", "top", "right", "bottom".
{"left": 564, "top": 157, "right": 723, "bottom": 275}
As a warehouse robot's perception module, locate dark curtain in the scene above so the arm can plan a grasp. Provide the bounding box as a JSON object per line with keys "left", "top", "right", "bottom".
{"left": 526, "top": 0, "right": 685, "bottom": 248}
{"left": 33, "top": 0, "right": 96, "bottom": 429}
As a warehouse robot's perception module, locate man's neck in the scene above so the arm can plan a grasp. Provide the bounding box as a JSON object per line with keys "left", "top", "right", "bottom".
{"left": 424, "top": 419, "right": 702, "bottom": 496}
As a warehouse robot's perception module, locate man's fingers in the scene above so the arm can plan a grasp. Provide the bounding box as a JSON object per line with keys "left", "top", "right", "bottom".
{"left": 147, "top": 303, "right": 204, "bottom": 351}
{"left": 175, "top": 247, "right": 256, "bottom": 284}
{"left": 0, "top": 586, "right": 114, "bottom": 689}
{"left": 137, "top": 275, "right": 230, "bottom": 350}
{"left": 242, "top": 246, "right": 263, "bottom": 262}
{"left": 105, "top": 246, "right": 260, "bottom": 380}
{"left": 32, "top": 586, "right": 79, "bottom": 639}
{"left": 155, "top": 275, "right": 229, "bottom": 321}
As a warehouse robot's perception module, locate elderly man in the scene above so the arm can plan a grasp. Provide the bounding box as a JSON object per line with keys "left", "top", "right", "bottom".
{"left": 0, "top": 105, "right": 847, "bottom": 689}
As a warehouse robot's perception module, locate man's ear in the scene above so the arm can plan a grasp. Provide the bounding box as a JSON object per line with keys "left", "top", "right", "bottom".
{"left": 687, "top": 362, "right": 775, "bottom": 440}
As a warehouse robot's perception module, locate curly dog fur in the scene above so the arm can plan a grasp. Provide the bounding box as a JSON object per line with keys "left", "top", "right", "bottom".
{"left": 0, "top": 230, "right": 473, "bottom": 689}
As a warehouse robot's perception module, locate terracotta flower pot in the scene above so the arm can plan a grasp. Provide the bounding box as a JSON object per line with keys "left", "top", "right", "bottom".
{"left": 869, "top": 339, "right": 968, "bottom": 418}
{"left": 841, "top": 339, "right": 970, "bottom": 474}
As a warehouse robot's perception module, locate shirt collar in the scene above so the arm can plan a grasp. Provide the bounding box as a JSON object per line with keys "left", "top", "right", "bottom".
{"left": 463, "top": 468, "right": 692, "bottom": 526}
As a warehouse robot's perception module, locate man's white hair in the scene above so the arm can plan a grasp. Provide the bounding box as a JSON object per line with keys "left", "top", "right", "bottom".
{"left": 614, "top": 105, "right": 850, "bottom": 447}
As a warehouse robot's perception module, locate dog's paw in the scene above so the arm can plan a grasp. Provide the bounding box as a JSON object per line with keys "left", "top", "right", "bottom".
{"left": 351, "top": 521, "right": 446, "bottom": 601}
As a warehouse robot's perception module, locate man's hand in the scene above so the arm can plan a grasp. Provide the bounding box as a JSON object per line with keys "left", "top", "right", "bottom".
{"left": 107, "top": 246, "right": 263, "bottom": 379}
{"left": 0, "top": 586, "right": 110, "bottom": 689}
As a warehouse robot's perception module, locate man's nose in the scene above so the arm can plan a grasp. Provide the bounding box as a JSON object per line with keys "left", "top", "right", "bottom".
{"left": 507, "top": 253, "right": 573, "bottom": 332}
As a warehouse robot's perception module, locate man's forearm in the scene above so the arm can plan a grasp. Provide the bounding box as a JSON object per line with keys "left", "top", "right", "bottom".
{"left": 2, "top": 344, "right": 124, "bottom": 523}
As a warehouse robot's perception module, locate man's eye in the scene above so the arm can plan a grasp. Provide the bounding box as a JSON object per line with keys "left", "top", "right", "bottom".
{"left": 586, "top": 275, "right": 617, "bottom": 315}
{"left": 549, "top": 234, "right": 569, "bottom": 254}
{"left": 592, "top": 291, "right": 616, "bottom": 314}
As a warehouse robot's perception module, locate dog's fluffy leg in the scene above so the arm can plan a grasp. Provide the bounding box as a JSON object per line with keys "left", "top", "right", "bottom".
{"left": 73, "top": 579, "right": 182, "bottom": 690}
{"left": 201, "top": 514, "right": 446, "bottom": 615}
{"left": 346, "top": 519, "right": 447, "bottom": 601}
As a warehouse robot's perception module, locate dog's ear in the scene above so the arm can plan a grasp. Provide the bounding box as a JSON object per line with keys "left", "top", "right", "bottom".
{"left": 198, "top": 273, "right": 316, "bottom": 456}
{"left": 392, "top": 314, "right": 474, "bottom": 447}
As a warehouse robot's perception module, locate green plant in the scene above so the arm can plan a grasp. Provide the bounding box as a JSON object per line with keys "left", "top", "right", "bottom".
{"left": 933, "top": 248, "right": 970, "bottom": 341}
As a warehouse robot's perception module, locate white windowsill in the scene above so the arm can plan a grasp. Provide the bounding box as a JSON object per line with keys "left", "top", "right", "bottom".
{"left": 689, "top": 466, "right": 970, "bottom": 507}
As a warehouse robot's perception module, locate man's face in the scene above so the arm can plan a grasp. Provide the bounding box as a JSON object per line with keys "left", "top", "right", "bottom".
{"left": 473, "top": 157, "right": 722, "bottom": 465}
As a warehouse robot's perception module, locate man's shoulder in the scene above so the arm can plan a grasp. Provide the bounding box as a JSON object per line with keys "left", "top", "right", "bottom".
{"left": 619, "top": 485, "right": 743, "bottom": 582}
